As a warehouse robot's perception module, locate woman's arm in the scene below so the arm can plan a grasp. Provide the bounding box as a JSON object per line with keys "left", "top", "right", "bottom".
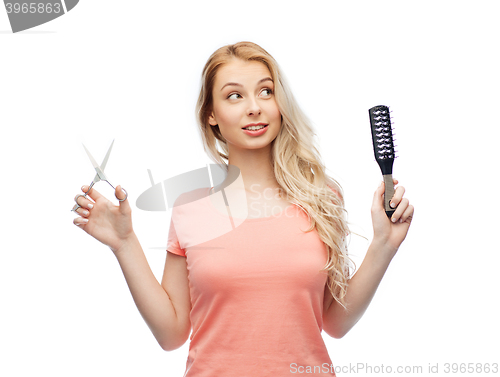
{"left": 323, "top": 179, "right": 414, "bottom": 339}
{"left": 114, "top": 235, "right": 191, "bottom": 351}
{"left": 73, "top": 185, "right": 190, "bottom": 350}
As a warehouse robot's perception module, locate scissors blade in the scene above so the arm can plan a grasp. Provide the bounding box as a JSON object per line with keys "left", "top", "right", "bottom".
{"left": 100, "top": 139, "right": 114, "bottom": 171}
{"left": 82, "top": 144, "right": 108, "bottom": 182}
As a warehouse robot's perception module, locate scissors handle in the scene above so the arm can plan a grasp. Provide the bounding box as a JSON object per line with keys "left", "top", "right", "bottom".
{"left": 83, "top": 180, "right": 96, "bottom": 198}
{"left": 72, "top": 180, "right": 127, "bottom": 212}
{"left": 87, "top": 180, "right": 128, "bottom": 202}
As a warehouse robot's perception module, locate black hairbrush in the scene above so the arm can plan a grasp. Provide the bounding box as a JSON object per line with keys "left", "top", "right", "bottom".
{"left": 368, "top": 105, "right": 397, "bottom": 218}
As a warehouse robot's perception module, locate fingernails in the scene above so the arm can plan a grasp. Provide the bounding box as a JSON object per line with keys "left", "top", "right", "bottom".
{"left": 392, "top": 216, "right": 397, "bottom": 223}
{"left": 82, "top": 210, "right": 89, "bottom": 216}
{"left": 77, "top": 219, "right": 89, "bottom": 225}
{"left": 390, "top": 202, "right": 396, "bottom": 208}
{"left": 87, "top": 203, "right": 93, "bottom": 209}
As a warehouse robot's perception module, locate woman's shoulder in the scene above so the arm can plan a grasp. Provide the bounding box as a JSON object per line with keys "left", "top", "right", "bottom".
{"left": 324, "top": 180, "right": 344, "bottom": 206}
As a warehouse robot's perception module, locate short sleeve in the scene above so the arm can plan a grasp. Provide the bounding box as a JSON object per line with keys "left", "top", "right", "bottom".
{"left": 166, "top": 216, "right": 186, "bottom": 257}
{"left": 326, "top": 183, "right": 342, "bottom": 203}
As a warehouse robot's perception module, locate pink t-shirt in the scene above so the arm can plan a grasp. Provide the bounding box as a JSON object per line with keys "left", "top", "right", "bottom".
{"left": 166, "top": 187, "right": 337, "bottom": 377}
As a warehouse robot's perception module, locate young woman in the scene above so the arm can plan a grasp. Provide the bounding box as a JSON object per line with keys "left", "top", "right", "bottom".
{"left": 72, "top": 41, "right": 414, "bottom": 376}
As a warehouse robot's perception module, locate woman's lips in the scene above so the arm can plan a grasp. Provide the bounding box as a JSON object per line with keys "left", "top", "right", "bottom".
{"left": 242, "top": 124, "right": 269, "bottom": 136}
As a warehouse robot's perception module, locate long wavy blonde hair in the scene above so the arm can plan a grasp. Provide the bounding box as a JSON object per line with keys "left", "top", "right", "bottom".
{"left": 195, "top": 41, "right": 353, "bottom": 308}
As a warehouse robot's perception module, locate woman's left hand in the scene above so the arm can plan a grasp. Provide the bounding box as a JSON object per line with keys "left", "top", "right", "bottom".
{"left": 371, "top": 178, "right": 414, "bottom": 256}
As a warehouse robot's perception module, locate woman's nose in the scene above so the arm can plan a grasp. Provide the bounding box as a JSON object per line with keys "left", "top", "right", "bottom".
{"left": 246, "top": 99, "right": 261, "bottom": 116}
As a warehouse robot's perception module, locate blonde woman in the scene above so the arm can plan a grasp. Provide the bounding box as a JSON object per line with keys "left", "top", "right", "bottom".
{"left": 72, "top": 41, "right": 414, "bottom": 376}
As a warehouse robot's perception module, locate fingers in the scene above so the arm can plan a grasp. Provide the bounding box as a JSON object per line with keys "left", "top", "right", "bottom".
{"left": 400, "top": 204, "right": 414, "bottom": 224}
{"left": 73, "top": 186, "right": 94, "bottom": 227}
{"left": 115, "top": 185, "right": 127, "bottom": 201}
{"left": 391, "top": 200, "right": 414, "bottom": 224}
{"left": 389, "top": 185, "right": 405, "bottom": 209}
{"left": 82, "top": 184, "right": 106, "bottom": 202}
{"left": 373, "top": 179, "right": 411, "bottom": 217}
{"left": 387, "top": 178, "right": 407, "bottom": 223}
{"left": 74, "top": 191, "right": 95, "bottom": 210}
{"left": 390, "top": 197, "right": 409, "bottom": 223}
{"left": 74, "top": 206, "right": 90, "bottom": 217}
{"left": 116, "top": 185, "right": 131, "bottom": 214}
{"left": 72, "top": 184, "right": 130, "bottom": 230}
{"left": 388, "top": 181, "right": 414, "bottom": 223}
{"left": 73, "top": 215, "right": 89, "bottom": 227}
{"left": 372, "top": 178, "right": 413, "bottom": 227}
{"left": 372, "top": 181, "right": 386, "bottom": 213}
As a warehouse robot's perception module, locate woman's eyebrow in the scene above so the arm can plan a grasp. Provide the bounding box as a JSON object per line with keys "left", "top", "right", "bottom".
{"left": 220, "top": 77, "right": 273, "bottom": 91}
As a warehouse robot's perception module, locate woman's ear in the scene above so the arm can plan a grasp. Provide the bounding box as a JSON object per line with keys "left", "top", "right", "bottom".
{"left": 208, "top": 111, "right": 217, "bottom": 126}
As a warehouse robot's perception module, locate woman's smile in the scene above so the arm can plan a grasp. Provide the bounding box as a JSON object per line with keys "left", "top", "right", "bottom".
{"left": 242, "top": 124, "right": 269, "bottom": 136}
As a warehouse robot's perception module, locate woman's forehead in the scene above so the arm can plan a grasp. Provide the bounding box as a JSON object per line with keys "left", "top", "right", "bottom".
{"left": 215, "top": 59, "right": 272, "bottom": 87}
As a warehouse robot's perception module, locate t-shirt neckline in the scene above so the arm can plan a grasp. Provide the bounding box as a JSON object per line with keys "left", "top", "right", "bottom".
{"left": 206, "top": 187, "right": 296, "bottom": 222}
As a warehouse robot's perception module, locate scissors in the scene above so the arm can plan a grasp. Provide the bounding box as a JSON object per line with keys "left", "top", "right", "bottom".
{"left": 71, "top": 139, "right": 128, "bottom": 212}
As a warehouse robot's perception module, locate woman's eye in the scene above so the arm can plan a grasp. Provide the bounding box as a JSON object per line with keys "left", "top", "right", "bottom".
{"left": 227, "top": 93, "right": 241, "bottom": 100}
{"left": 261, "top": 88, "right": 273, "bottom": 96}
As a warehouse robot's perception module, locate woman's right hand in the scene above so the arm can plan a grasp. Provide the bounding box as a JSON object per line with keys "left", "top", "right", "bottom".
{"left": 73, "top": 184, "right": 134, "bottom": 254}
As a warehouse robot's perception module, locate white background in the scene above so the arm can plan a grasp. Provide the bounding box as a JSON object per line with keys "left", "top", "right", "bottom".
{"left": 1, "top": 1, "right": 499, "bottom": 376}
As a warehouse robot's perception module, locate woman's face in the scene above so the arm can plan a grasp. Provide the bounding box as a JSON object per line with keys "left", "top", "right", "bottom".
{"left": 209, "top": 58, "right": 282, "bottom": 152}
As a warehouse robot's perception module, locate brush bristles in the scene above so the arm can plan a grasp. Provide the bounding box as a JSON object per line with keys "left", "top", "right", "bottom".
{"left": 370, "top": 106, "right": 395, "bottom": 160}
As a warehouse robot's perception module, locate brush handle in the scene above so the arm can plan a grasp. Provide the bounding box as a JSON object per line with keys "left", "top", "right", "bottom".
{"left": 383, "top": 174, "right": 396, "bottom": 218}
